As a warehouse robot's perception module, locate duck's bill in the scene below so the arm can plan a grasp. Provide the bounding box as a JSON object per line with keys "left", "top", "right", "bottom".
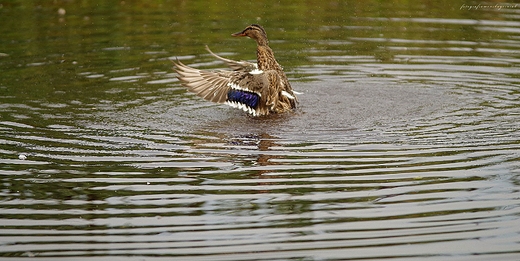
{"left": 231, "top": 31, "right": 246, "bottom": 37}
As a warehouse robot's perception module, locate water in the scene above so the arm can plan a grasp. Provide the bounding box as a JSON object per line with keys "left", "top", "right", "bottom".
{"left": 1, "top": 1, "right": 520, "bottom": 260}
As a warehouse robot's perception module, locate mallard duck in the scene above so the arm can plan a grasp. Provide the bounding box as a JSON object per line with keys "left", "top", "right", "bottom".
{"left": 173, "top": 24, "right": 298, "bottom": 116}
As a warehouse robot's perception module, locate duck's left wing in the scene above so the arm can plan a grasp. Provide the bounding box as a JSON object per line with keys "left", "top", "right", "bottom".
{"left": 173, "top": 60, "right": 233, "bottom": 103}
{"left": 173, "top": 60, "right": 270, "bottom": 116}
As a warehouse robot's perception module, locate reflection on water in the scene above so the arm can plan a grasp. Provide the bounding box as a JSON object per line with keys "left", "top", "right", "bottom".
{"left": 1, "top": 1, "right": 520, "bottom": 260}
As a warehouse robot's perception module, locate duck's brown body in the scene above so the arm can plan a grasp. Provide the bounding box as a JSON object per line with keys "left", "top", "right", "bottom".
{"left": 173, "top": 24, "right": 297, "bottom": 116}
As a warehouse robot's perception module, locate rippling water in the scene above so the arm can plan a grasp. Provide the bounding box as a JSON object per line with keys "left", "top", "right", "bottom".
{"left": 1, "top": 1, "right": 520, "bottom": 260}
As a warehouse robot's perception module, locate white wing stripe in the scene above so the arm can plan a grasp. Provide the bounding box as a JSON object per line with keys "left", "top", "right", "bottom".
{"left": 281, "top": 90, "right": 295, "bottom": 99}
{"left": 249, "top": 69, "right": 264, "bottom": 75}
{"left": 227, "top": 82, "right": 262, "bottom": 97}
{"left": 225, "top": 101, "right": 258, "bottom": 116}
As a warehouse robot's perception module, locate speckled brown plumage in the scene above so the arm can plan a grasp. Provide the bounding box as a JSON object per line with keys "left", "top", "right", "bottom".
{"left": 173, "top": 24, "right": 298, "bottom": 116}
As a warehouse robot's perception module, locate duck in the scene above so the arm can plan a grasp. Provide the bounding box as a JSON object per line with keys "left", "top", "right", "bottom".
{"left": 173, "top": 24, "right": 298, "bottom": 116}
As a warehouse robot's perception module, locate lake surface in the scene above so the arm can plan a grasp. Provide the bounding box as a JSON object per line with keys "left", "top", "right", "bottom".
{"left": 1, "top": 1, "right": 520, "bottom": 260}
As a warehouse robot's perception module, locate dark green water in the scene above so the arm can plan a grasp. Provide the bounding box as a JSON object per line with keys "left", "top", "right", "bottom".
{"left": 1, "top": 1, "right": 519, "bottom": 260}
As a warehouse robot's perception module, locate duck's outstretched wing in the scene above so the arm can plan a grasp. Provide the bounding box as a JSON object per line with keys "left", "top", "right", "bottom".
{"left": 173, "top": 60, "right": 271, "bottom": 116}
{"left": 205, "top": 46, "right": 258, "bottom": 72}
{"left": 173, "top": 59, "right": 232, "bottom": 103}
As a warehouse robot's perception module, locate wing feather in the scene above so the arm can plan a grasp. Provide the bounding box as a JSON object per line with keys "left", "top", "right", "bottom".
{"left": 205, "top": 46, "right": 258, "bottom": 72}
{"left": 173, "top": 60, "right": 233, "bottom": 103}
{"left": 173, "top": 59, "right": 276, "bottom": 116}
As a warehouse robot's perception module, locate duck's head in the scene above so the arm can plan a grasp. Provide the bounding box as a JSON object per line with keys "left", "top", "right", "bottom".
{"left": 232, "top": 24, "right": 268, "bottom": 46}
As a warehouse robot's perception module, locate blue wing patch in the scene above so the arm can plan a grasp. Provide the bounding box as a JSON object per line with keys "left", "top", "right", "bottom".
{"left": 227, "top": 89, "right": 260, "bottom": 109}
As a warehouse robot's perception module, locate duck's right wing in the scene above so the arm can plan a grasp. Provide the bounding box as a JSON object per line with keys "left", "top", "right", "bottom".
{"left": 205, "top": 46, "right": 258, "bottom": 72}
